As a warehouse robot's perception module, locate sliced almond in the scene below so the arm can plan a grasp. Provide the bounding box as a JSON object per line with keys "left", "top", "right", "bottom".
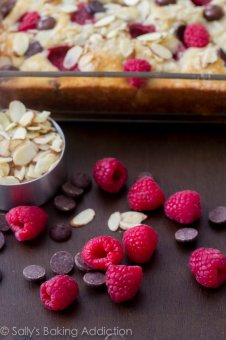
{"left": 19, "top": 111, "right": 34, "bottom": 127}
{"left": 9, "top": 139, "right": 23, "bottom": 152}
{"left": 14, "top": 166, "right": 26, "bottom": 181}
{"left": 48, "top": 160, "right": 59, "bottom": 172}
{"left": 26, "top": 164, "right": 40, "bottom": 179}
{"left": 12, "top": 141, "right": 38, "bottom": 166}
{"left": 119, "top": 220, "right": 141, "bottom": 230}
{"left": 119, "top": 38, "right": 134, "bottom": 57}
{"left": 121, "top": 211, "right": 147, "bottom": 224}
{"left": 0, "top": 131, "right": 10, "bottom": 140}
{"left": 39, "top": 144, "right": 51, "bottom": 151}
{"left": 26, "top": 132, "right": 40, "bottom": 139}
{"left": 60, "top": 4, "right": 77, "bottom": 13}
{"left": 0, "top": 163, "right": 10, "bottom": 177}
{"left": 123, "top": 0, "right": 140, "bottom": 5}
{"left": 137, "top": 32, "right": 164, "bottom": 42}
{"left": 0, "top": 112, "right": 10, "bottom": 129}
{"left": 8, "top": 101, "right": 26, "bottom": 123}
{"left": 94, "top": 15, "right": 115, "bottom": 27}
{"left": 0, "top": 139, "right": 10, "bottom": 157}
{"left": 108, "top": 212, "right": 121, "bottom": 232}
{"left": 27, "top": 126, "right": 41, "bottom": 131}
{"left": 0, "top": 157, "right": 13, "bottom": 164}
{"left": 33, "top": 111, "right": 50, "bottom": 123}
{"left": 12, "top": 127, "right": 27, "bottom": 140}
{"left": 33, "top": 133, "right": 55, "bottom": 144}
{"left": 13, "top": 33, "right": 29, "bottom": 56}
{"left": 0, "top": 176, "right": 19, "bottom": 185}
{"left": 150, "top": 43, "right": 172, "bottom": 60}
{"left": 5, "top": 122, "right": 17, "bottom": 132}
{"left": 70, "top": 209, "right": 95, "bottom": 227}
{"left": 34, "top": 152, "right": 58, "bottom": 175}
{"left": 63, "top": 46, "right": 83, "bottom": 70}
{"left": 51, "top": 135, "right": 63, "bottom": 152}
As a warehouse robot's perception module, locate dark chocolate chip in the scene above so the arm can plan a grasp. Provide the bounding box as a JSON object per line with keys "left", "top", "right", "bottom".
{"left": 25, "top": 41, "right": 43, "bottom": 59}
{"left": 0, "top": 214, "right": 10, "bottom": 232}
{"left": 0, "top": 64, "right": 19, "bottom": 71}
{"left": 49, "top": 223, "right": 72, "bottom": 242}
{"left": 155, "top": 0, "right": 176, "bottom": 6}
{"left": 175, "top": 228, "right": 198, "bottom": 243}
{"left": 219, "top": 48, "right": 226, "bottom": 65}
{"left": 74, "top": 252, "right": 92, "bottom": 272}
{"left": 50, "top": 251, "right": 74, "bottom": 274}
{"left": 175, "top": 25, "right": 186, "bottom": 41}
{"left": 72, "top": 172, "right": 92, "bottom": 190}
{"left": 83, "top": 272, "right": 106, "bottom": 287}
{"left": 209, "top": 206, "right": 226, "bottom": 224}
{"left": 37, "top": 16, "right": 57, "bottom": 30}
{"left": 62, "top": 182, "right": 84, "bottom": 198}
{"left": 54, "top": 195, "right": 76, "bottom": 212}
{"left": 23, "top": 265, "right": 46, "bottom": 282}
{"left": 86, "top": 1, "right": 105, "bottom": 14}
{"left": 203, "top": 5, "right": 224, "bottom": 21}
{"left": 0, "top": 232, "right": 5, "bottom": 250}
{"left": 0, "top": 0, "right": 16, "bottom": 18}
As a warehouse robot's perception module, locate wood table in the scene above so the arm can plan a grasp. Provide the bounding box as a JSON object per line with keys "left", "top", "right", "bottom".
{"left": 1, "top": 122, "right": 226, "bottom": 340}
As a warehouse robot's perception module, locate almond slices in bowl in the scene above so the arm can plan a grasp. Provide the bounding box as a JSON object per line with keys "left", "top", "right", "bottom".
{"left": 0, "top": 101, "right": 64, "bottom": 184}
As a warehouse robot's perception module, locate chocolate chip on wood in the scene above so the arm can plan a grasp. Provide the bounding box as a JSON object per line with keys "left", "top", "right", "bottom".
{"left": 74, "top": 252, "right": 92, "bottom": 272}
{"left": 49, "top": 223, "right": 72, "bottom": 242}
{"left": 62, "top": 182, "right": 84, "bottom": 198}
{"left": 54, "top": 195, "right": 76, "bottom": 212}
{"left": 0, "top": 214, "right": 10, "bottom": 232}
{"left": 23, "top": 265, "right": 46, "bottom": 282}
{"left": 72, "top": 172, "right": 92, "bottom": 191}
{"left": 209, "top": 206, "right": 226, "bottom": 224}
{"left": 83, "top": 272, "right": 106, "bottom": 287}
{"left": 175, "top": 228, "right": 198, "bottom": 243}
{"left": 50, "top": 251, "right": 74, "bottom": 274}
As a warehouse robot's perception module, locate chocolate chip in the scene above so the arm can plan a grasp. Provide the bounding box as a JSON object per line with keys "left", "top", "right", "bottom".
{"left": 54, "top": 195, "right": 76, "bottom": 212}
{"left": 175, "top": 228, "right": 198, "bottom": 243}
{"left": 0, "top": 232, "right": 5, "bottom": 250}
{"left": 72, "top": 172, "right": 92, "bottom": 191}
{"left": 49, "top": 223, "right": 72, "bottom": 242}
{"left": 83, "top": 272, "right": 106, "bottom": 287}
{"left": 86, "top": 1, "right": 105, "bottom": 14}
{"left": 155, "top": 0, "right": 176, "bottom": 6}
{"left": 37, "top": 16, "right": 57, "bottom": 30}
{"left": 25, "top": 41, "right": 43, "bottom": 59}
{"left": 0, "top": 64, "right": 19, "bottom": 71}
{"left": 50, "top": 251, "right": 74, "bottom": 274}
{"left": 0, "top": 0, "right": 16, "bottom": 18}
{"left": 62, "top": 182, "right": 84, "bottom": 198}
{"left": 203, "top": 5, "right": 224, "bottom": 21}
{"left": 0, "top": 214, "right": 10, "bottom": 232}
{"left": 209, "top": 206, "right": 226, "bottom": 224}
{"left": 175, "top": 25, "right": 186, "bottom": 41}
{"left": 23, "top": 265, "right": 46, "bottom": 282}
{"left": 74, "top": 252, "right": 92, "bottom": 272}
{"left": 219, "top": 48, "right": 226, "bottom": 65}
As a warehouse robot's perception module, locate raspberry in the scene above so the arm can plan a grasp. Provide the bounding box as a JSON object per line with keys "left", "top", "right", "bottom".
{"left": 129, "top": 23, "right": 155, "bottom": 38}
{"left": 6, "top": 206, "right": 48, "bottom": 241}
{"left": 183, "top": 24, "right": 209, "bottom": 48}
{"left": 123, "top": 224, "right": 158, "bottom": 264}
{"left": 189, "top": 248, "right": 226, "bottom": 288}
{"left": 191, "top": 0, "right": 211, "bottom": 6}
{"left": 164, "top": 190, "right": 201, "bottom": 224}
{"left": 106, "top": 265, "right": 143, "bottom": 303}
{"left": 93, "top": 157, "right": 128, "bottom": 193}
{"left": 40, "top": 275, "right": 79, "bottom": 311}
{"left": 128, "top": 176, "right": 165, "bottom": 211}
{"left": 47, "top": 46, "right": 79, "bottom": 71}
{"left": 71, "top": 3, "right": 94, "bottom": 25}
{"left": 123, "top": 58, "right": 151, "bottom": 88}
{"left": 81, "top": 236, "right": 124, "bottom": 271}
{"left": 18, "top": 12, "right": 40, "bottom": 31}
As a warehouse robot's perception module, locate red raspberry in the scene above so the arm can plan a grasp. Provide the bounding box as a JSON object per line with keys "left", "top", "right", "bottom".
{"left": 18, "top": 12, "right": 40, "bottom": 31}
{"left": 128, "top": 176, "right": 165, "bottom": 211}
{"left": 165, "top": 190, "right": 201, "bottom": 224}
{"left": 183, "top": 24, "right": 209, "bottom": 48}
{"left": 71, "top": 3, "right": 94, "bottom": 25}
{"left": 191, "top": 0, "right": 211, "bottom": 6}
{"left": 47, "top": 46, "right": 80, "bottom": 71}
{"left": 123, "top": 58, "right": 151, "bottom": 88}
{"left": 189, "top": 248, "right": 226, "bottom": 288}
{"left": 93, "top": 157, "right": 128, "bottom": 193}
{"left": 40, "top": 275, "right": 79, "bottom": 311}
{"left": 129, "top": 23, "right": 155, "bottom": 38}
{"left": 106, "top": 265, "right": 143, "bottom": 303}
{"left": 6, "top": 206, "right": 48, "bottom": 241}
{"left": 81, "top": 236, "right": 124, "bottom": 271}
{"left": 123, "top": 224, "right": 158, "bottom": 264}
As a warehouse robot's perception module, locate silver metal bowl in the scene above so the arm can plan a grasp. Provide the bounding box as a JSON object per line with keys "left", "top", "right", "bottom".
{"left": 0, "top": 118, "right": 66, "bottom": 211}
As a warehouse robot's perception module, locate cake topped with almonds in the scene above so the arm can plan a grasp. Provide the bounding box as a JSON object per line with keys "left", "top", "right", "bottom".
{"left": 0, "top": 0, "right": 226, "bottom": 85}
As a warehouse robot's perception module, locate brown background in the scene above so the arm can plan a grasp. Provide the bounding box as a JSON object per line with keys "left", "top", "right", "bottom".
{"left": 1, "top": 122, "right": 226, "bottom": 340}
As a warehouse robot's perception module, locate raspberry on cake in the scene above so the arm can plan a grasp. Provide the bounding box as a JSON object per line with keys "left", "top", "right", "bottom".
{"left": 123, "top": 59, "right": 152, "bottom": 88}
{"left": 183, "top": 24, "right": 209, "bottom": 48}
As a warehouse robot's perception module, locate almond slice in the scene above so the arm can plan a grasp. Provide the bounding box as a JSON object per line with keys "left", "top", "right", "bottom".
{"left": 0, "top": 112, "right": 10, "bottom": 129}
{"left": 121, "top": 211, "right": 147, "bottom": 224}
{"left": 0, "top": 131, "right": 10, "bottom": 140}
{"left": 0, "top": 163, "right": 10, "bottom": 177}
{"left": 5, "top": 122, "right": 17, "bottom": 132}
{"left": 33, "top": 133, "right": 55, "bottom": 145}
{"left": 70, "top": 209, "right": 95, "bottom": 227}
{"left": 94, "top": 15, "right": 115, "bottom": 27}
{"left": 12, "top": 141, "right": 38, "bottom": 166}
{"left": 108, "top": 212, "right": 121, "bottom": 232}
{"left": 0, "top": 157, "right": 13, "bottom": 164}
{"left": 48, "top": 160, "right": 59, "bottom": 172}
{"left": 27, "top": 126, "right": 41, "bottom": 131}
{"left": 51, "top": 135, "right": 63, "bottom": 152}
{"left": 26, "top": 164, "right": 40, "bottom": 179}
{"left": 137, "top": 32, "right": 164, "bottom": 42}
{"left": 123, "top": 0, "right": 140, "bottom": 6}
{"left": 150, "top": 43, "right": 172, "bottom": 60}
{"left": 0, "top": 176, "right": 19, "bottom": 185}
{"left": 13, "top": 33, "right": 29, "bottom": 56}
{"left": 12, "top": 127, "right": 27, "bottom": 140}
{"left": 119, "top": 220, "right": 141, "bottom": 230}
{"left": 0, "top": 139, "right": 10, "bottom": 157}
{"left": 63, "top": 46, "right": 83, "bottom": 70}
{"left": 9, "top": 139, "right": 23, "bottom": 152}
{"left": 19, "top": 111, "right": 34, "bottom": 127}
{"left": 14, "top": 166, "right": 26, "bottom": 181}
{"left": 33, "top": 111, "right": 50, "bottom": 123}
{"left": 8, "top": 101, "right": 26, "bottom": 122}
{"left": 34, "top": 152, "right": 58, "bottom": 175}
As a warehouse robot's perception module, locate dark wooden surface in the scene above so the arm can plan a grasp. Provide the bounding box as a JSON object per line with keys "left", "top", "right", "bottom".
{"left": 1, "top": 122, "right": 226, "bottom": 340}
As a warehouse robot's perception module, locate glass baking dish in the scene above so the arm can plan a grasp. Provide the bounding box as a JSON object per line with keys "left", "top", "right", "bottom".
{"left": 0, "top": 70, "right": 226, "bottom": 121}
